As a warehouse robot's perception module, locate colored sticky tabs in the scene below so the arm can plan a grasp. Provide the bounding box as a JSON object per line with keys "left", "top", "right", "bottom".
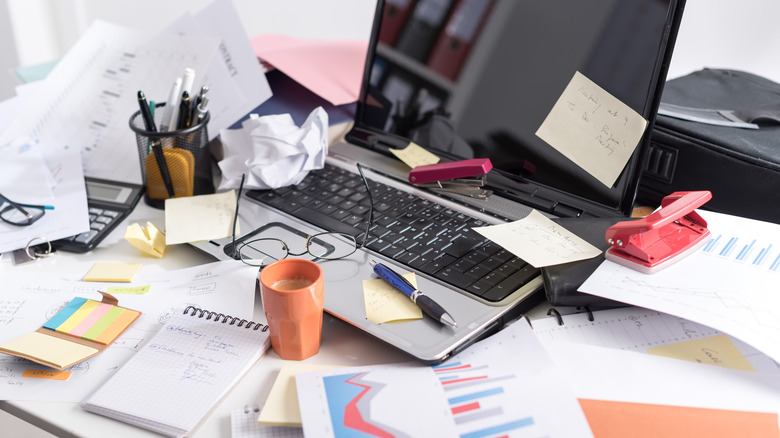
{"left": 106, "top": 285, "right": 151, "bottom": 295}
{"left": 43, "top": 297, "right": 141, "bottom": 345}
{"left": 0, "top": 332, "right": 98, "bottom": 369}
{"left": 83, "top": 262, "right": 143, "bottom": 282}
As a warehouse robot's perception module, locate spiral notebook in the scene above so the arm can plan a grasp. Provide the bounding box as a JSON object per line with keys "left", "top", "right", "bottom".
{"left": 81, "top": 306, "right": 270, "bottom": 438}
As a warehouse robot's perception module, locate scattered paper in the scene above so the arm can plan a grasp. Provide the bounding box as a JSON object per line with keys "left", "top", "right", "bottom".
{"left": 473, "top": 209, "right": 601, "bottom": 268}
{"left": 164, "top": 190, "right": 237, "bottom": 245}
{"left": 125, "top": 221, "right": 166, "bottom": 257}
{"left": 251, "top": 34, "right": 368, "bottom": 106}
{"left": 83, "top": 262, "right": 143, "bottom": 283}
{"left": 389, "top": 142, "right": 440, "bottom": 169}
{"left": 258, "top": 362, "right": 342, "bottom": 427}
{"left": 218, "top": 107, "right": 329, "bottom": 190}
{"left": 363, "top": 273, "right": 422, "bottom": 324}
{"left": 578, "top": 210, "right": 780, "bottom": 366}
{"left": 536, "top": 71, "right": 648, "bottom": 188}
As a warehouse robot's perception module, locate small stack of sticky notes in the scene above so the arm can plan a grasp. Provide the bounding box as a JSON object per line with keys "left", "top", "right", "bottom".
{"left": 0, "top": 293, "right": 141, "bottom": 370}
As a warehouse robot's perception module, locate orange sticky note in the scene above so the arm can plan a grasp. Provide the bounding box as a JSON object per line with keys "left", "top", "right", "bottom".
{"left": 22, "top": 369, "right": 72, "bottom": 381}
{"left": 579, "top": 398, "right": 778, "bottom": 438}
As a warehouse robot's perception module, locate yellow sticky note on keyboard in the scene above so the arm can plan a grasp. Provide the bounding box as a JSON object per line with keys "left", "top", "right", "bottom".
{"left": 125, "top": 222, "right": 166, "bottom": 258}
{"left": 389, "top": 142, "right": 440, "bottom": 169}
{"left": 83, "top": 262, "right": 143, "bottom": 283}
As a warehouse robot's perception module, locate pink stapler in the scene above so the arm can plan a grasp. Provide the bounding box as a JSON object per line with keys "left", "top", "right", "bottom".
{"left": 605, "top": 190, "right": 712, "bottom": 274}
{"left": 408, "top": 158, "right": 493, "bottom": 199}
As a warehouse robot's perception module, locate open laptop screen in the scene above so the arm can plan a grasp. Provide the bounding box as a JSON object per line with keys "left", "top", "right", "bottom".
{"left": 348, "top": 0, "right": 686, "bottom": 218}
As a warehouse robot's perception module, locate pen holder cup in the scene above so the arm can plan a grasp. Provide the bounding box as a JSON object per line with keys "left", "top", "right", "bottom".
{"left": 130, "top": 104, "right": 214, "bottom": 209}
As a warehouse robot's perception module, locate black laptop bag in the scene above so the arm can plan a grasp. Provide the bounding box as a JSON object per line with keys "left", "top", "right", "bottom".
{"left": 639, "top": 68, "right": 780, "bottom": 224}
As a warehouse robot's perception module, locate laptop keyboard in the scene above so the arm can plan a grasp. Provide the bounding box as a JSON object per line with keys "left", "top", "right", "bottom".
{"left": 246, "top": 164, "right": 539, "bottom": 303}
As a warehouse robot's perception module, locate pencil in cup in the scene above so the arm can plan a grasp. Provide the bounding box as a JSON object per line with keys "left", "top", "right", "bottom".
{"left": 129, "top": 103, "right": 214, "bottom": 209}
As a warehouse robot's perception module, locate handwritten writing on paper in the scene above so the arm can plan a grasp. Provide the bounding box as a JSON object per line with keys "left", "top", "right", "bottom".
{"left": 535, "top": 71, "right": 648, "bottom": 188}
{"left": 363, "top": 273, "right": 422, "bottom": 324}
{"left": 473, "top": 210, "right": 601, "bottom": 268}
{"left": 389, "top": 142, "right": 440, "bottom": 169}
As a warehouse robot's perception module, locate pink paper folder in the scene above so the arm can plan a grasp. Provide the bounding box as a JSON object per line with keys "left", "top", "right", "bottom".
{"left": 251, "top": 34, "right": 368, "bottom": 106}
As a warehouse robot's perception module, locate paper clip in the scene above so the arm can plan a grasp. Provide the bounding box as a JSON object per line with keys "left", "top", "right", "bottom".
{"left": 408, "top": 158, "right": 493, "bottom": 199}
{"left": 604, "top": 191, "right": 712, "bottom": 274}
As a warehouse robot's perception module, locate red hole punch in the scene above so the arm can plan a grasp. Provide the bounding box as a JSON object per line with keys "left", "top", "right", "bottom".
{"left": 605, "top": 191, "right": 712, "bottom": 274}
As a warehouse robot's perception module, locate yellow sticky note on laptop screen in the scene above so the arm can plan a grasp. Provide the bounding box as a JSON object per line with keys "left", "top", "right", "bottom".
{"left": 389, "top": 142, "right": 440, "bottom": 169}
{"left": 535, "top": 71, "right": 648, "bottom": 188}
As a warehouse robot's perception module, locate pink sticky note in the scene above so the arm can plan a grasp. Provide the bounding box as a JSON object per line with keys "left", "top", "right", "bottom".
{"left": 251, "top": 34, "right": 368, "bottom": 106}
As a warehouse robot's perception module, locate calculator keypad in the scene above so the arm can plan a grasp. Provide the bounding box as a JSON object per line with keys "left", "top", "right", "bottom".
{"left": 73, "top": 207, "right": 121, "bottom": 244}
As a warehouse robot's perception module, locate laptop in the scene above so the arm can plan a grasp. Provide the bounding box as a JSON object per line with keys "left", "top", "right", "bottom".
{"left": 194, "top": 0, "right": 687, "bottom": 364}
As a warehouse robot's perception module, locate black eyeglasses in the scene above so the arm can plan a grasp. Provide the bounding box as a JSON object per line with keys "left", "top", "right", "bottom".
{"left": 0, "top": 193, "right": 52, "bottom": 226}
{"left": 230, "top": 163, "right": 375, "bottom": 268}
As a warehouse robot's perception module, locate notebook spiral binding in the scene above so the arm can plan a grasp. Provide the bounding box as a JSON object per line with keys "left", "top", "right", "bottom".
{"left": 545, "top": 306, "right": 595, "bottom": 326}
{"left": 183, "top": 306, "right": 269, "bottom": 331}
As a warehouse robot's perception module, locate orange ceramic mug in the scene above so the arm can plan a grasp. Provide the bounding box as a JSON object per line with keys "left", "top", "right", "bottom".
{"left": 259, "top": 258, "right": 324, "bottom": 360}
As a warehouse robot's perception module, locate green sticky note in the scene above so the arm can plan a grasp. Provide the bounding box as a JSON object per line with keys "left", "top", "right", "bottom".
{"left": 106, "top": 285, "right": 151, "bottom": 295}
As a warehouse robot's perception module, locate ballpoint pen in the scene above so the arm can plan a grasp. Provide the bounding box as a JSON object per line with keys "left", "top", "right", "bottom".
{"left": 138, "top": 90, "right": 175, "bottom": 197}
{"left": 177, "top": 90, "right": 192, "bottom": 130}
{"left": 370, "top": 260, "right": 457, "bottom": 328}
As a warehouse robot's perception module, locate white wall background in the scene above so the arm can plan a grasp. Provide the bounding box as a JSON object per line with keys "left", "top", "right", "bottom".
{"left": 1, "top": 0, "right": 779, "bottom": 98}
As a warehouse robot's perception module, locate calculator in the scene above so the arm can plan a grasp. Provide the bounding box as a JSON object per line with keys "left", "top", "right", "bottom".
{"left": 53, "top": 177, "right": 144, "bottom": 253}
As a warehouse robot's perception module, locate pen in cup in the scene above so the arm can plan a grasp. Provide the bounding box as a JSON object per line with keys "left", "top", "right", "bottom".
{"left": 138, "top": 90, "right": 175, "bottom": 197}
{"left": 177, "top": 91, "right": 192, "bottom": 130}
{"left": 161, "top": 77, "right": 182, "bottom": 131}
{"left": 369, "top": 260, "right": 457, "bottom": 328}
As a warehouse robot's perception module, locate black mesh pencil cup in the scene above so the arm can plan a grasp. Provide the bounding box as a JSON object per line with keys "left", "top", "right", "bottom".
{"left": 130, "top": 103, "right": 214, "bottom": 209}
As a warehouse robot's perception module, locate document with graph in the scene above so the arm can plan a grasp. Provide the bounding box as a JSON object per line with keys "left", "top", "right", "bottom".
{"left": 295, "top": 319, "right": 592, "bottom": 437}
{"left": 580, "top": 209, "right": 780, "bottom": 367}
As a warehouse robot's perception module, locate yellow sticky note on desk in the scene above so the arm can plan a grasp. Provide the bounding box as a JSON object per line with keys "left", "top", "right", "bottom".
{"left": 83, "top": 262, "right": 143, "bottom": 283}
{"left": 647, "top": 334, "right": 755, "bottom": 371}
{"left": 389, "top": 142, "right": 440, "bottom": 169}
{"left": 258, "top": 362, "right": 341, "bottom": 427}
{"left": 0, "top": 332, "right": 98, "bottom": 370}
{"left": 363, "top": 272, "right": 422, "bottom": 324}
{"left": 125, "top": 222, "right": 166, "bottom": 258}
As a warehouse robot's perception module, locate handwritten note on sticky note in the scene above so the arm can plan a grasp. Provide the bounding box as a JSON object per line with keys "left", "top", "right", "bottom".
{"left": 106, "top": 285, "right": 151, "bottom": 295}
{"left": 647, "top": 334, "right": 756, "bottom": 371}
{"left": 83, "top": 262, "right": 143, "bottom": 283}
{"left": 164, "top": 190, "right": 238, "bottom": 245}
{"left": 22, "top": 369, "right": 72, "bottom": 381}
{"left": 389, "top": 142, "right": 440, "bottom": 169}
{"left": 473, "top": 210, "right": 601, "bottom": 268}
{"left": 363, "top": 273, "right": 423, "bottom": 324}
{"left": 536, "top": 71, "right": 648, "bottom": 188}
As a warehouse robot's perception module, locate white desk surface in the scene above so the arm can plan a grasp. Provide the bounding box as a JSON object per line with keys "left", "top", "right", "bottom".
{"left": 0, "top": 198, "right": 411, "bottom": 438}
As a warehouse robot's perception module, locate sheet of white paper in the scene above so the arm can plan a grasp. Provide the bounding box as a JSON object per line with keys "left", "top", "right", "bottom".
{"left": 296, "top": 319, "right": 592, "bottom": 437}
{"left": 541, "top": 340, "right": 780, "bottom": 417}
{"left": 164, "top": 0, "right": 272, "bottom": 136}
{"left": 218, "top": 107, "right": 328, "bottom": 190}
{"left": 532, "top": 306, "right": 780, "bottom": 374}
{"left": 579, "top": 210, "right": 780, "bottom": 366}
{"left": 0, "top": 137, "right": 55, "bottom": 203}
{"left": 473, "top": 209, "right": 601, "bottom": 268}
{"left": 0, "top": 148, "right": 89, "bottom": 253}
{"left": 0, "top": 260, "right": 258, "bottom": 402}
{"left": 164, "top": 190, "right": 237, "bottom": 245}
{"left": 0, "top": 21, "right": 219, "bottom": 184}
{"left": 535, "top": 71, "right": 648, "bottom": 188}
